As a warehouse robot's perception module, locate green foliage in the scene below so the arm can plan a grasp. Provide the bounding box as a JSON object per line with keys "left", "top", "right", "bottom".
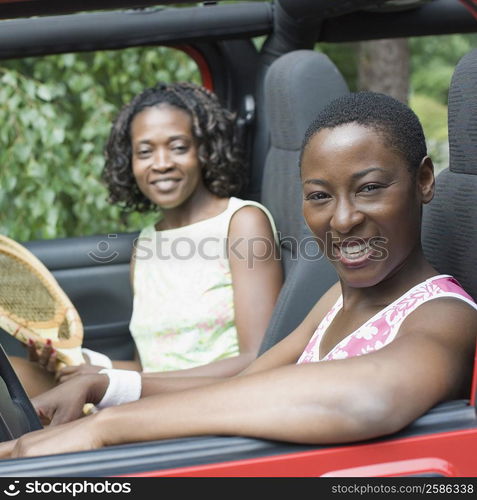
{"left": 0, "top": 47, "right": 200, "bottom": 241}
{"left": 409, "top": 34, "right": 477, "bottom": 173}
{"left": 410, "top": 94, "right": 448, "bottom": 142}
{"left": 315, "top": 34, "right": 476, "bottom": 173}
{"left": 409, "top": 93, "right": 449, "bottom": 174}
{"left": 410, "top": 34, "right": 477, "bottom": 104}
{"left": 1, "top": 33, "right": 476, "bottom": 241}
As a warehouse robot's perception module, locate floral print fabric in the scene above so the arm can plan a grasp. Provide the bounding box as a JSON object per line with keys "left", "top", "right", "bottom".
{"left": 298, "top": 275, "right": 477, "bottom": 364}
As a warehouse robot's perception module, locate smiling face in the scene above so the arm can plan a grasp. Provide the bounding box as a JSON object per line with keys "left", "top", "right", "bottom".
{"left": 131, "top": 104, "right": 208, "bottom": 210}
{"left": 301, "top": 122, "right": 434, "bottom": 288}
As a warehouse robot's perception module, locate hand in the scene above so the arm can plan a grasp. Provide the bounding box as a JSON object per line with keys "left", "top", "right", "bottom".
{"left": 0, "top": 414, "right": 104, "bottom": 458}
{"left": 27, "top": 338, "right": 58, "bottom": 373}
{"left": 32, "top": 373, "right": 109, "bottom": 426}
{"left": 56, "top": 363, "right": 103, "bottom": 384}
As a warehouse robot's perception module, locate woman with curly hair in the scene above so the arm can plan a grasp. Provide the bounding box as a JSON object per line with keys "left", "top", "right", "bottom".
{"left": 16, "top": 82, "right": 283, "bottom": 397}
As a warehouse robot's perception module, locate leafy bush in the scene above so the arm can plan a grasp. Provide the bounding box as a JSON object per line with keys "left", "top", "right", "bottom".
{"left": 2, "top": 34, "right": 476, "bottom": 241}
{"left": 409, "top": 93, "right": 449, "bottom": 174}
{"left": 0, "top": 47, "right": 200, "bottom": 241}
{"left": 316, "top": 34, "right": 477, "bottom": 175}
{"left": 409, "top": 34, "right": 477, "bottom": 174}
{"left": 410, "top": 34, "right": 477, "bottom": 104}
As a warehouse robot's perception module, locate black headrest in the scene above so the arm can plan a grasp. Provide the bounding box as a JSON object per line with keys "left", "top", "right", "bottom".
{"left": 264, "top": 50, "right": 349, "bottom": 151}
{"left": 448, "top": 48, "right": 477, "bottom": 175}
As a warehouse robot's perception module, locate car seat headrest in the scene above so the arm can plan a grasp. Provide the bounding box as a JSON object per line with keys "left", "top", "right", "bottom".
{"left": 264, "top": 50, "right": 349, "bottom": 151}
{"left": 448, "top": 48, "right": 477, "bottom": 175}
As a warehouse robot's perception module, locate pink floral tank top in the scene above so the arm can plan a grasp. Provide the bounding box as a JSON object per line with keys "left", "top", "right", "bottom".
{"left": 298, "top": 275, "right": 477, "bottom": 364}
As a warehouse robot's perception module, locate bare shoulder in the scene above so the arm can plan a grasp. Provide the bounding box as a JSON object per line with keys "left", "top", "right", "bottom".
{"left": 396, "top": 297, "right": 477, "bottom": 399}
{"left": 399, "top": 297, "right": 477, "bottom": 347}
{"left": 228, "top": 204, "right": 275, "bottom": 239}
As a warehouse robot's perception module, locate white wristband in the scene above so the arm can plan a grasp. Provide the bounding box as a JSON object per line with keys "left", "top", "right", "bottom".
{"left": 97, "top": 369, "right": 142, "bottom": 409}
{"left": 81, "top": 348, "right": 113, "bottom": 369}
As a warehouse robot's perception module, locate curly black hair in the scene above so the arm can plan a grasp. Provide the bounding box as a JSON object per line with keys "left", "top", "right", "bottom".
{"left": 300, "top": 91, "right": 427, "bottom": 176}
{"left": 102, "top": 82, "right": 246, "bottom": 212}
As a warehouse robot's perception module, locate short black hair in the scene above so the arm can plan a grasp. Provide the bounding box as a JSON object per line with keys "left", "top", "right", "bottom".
{"left": 300, "top": 91, "right": 427, "bottom": 174}
{"left": 102, "top": 82, "right": 246, "bottom": 212}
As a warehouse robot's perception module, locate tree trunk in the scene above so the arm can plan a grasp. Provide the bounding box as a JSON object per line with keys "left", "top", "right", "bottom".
{"left": 358, "top": 38, "right": 410, "bottom": 104}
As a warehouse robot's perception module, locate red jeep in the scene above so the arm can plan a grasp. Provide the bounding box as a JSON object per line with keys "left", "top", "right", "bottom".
{"left": 0, "top": 0, "right": 476, "bottom": 478}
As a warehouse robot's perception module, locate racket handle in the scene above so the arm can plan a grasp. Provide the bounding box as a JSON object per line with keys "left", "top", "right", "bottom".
{"left": 83, "top": 403, "right": 97, "bottom": 416}
{"left": 55, "top": 360, "right": 67, "bottom": 372}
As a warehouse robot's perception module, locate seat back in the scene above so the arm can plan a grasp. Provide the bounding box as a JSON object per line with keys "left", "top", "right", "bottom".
{"left": 258, "top": 50, "right": 348, "bottom": 353}
{"left": 422, "top": 48, "right": 477, "bottom": 302}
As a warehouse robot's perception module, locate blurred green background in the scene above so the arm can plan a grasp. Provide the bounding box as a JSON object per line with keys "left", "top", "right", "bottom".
{"left": 0, "top": 34, "right": 475, "bottom": 241}
{"left": 0, "top": 47, "right": 200, "bottom": 241}
{"left": 317, "top": 34, "right": 477, "bottom": 176}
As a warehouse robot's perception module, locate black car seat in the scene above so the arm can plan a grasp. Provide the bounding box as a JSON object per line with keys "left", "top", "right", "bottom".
{"left": 258, "top": 50, "right": 348, "bottom": 353}
{"left": 422, "top": 49, "right": 477, "bottom": 410}
{"left": 422, "top": 48, "right": 477, "bottom": 306}
{"left": 422, "top": 48, "right": 477, "bottom": 401}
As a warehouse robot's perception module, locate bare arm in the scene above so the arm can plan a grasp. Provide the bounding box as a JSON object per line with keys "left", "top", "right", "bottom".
{"left": 98, "top": 300, "right": 477, "bottom": 447}
{"left": 3, "top": 296, "right": 474, "bottom": 457}
{"left": 31, "top": 282, "right": 340, "bottom": 419}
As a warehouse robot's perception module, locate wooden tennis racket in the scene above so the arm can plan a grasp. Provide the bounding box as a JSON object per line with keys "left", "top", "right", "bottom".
{"left": 0, "top": 234, "right": 85, "bottom": 367}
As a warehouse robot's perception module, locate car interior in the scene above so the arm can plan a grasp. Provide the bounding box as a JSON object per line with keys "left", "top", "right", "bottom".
{"left": 0, "top": 0, "right": 476, "bottom": 477}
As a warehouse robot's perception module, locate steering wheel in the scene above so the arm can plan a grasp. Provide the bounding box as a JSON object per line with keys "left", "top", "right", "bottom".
{"left": 0, "top": 344, "right": 42, "bottom": 442}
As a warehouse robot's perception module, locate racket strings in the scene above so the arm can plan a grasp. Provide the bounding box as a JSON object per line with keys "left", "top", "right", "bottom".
{"left": 0, "top": 253, "right": 62, "bottom": 325}
{"left": 0, "top": 236, "right": 84, "bottom": 362}
{"left": 57, "top": 316, "right": 71, "bottom": 340}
